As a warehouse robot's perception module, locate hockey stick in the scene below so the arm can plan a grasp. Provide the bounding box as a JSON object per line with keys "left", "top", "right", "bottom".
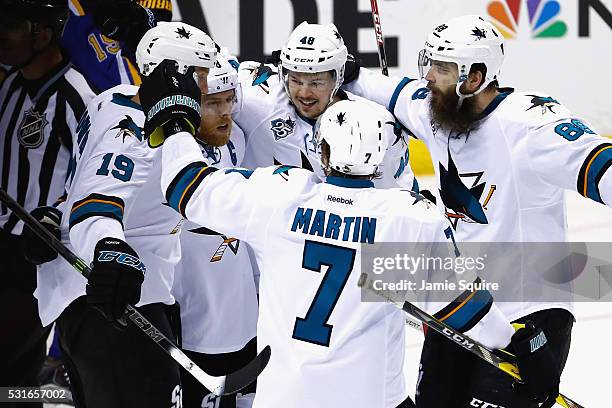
{"left": 358, "top": 273, "right": 584, "bottom": 408}
{"left": 0, "top": 188, "right": 270, "bottom": 396}
{"left": 369, "top": 0, "right": 389, "bottom": 76}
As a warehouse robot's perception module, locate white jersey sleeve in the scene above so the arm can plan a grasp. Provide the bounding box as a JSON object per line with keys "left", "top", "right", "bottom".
{"left": 406, "top": 212, "right": 514, "bottom": 350}
{"left": 161, "top": 131, "right": 277, "bottom": 241}
{"left": 510, "top": 93, "right": 612, "bottom": 206}
{"left": 67, "top": 93, "right": 153, "bottom": 263}
{"left": 234, "top": 61, "right": 279, "bottom": 138}
{"left": 344, "top": 67, "right": 432, "bottom": 142}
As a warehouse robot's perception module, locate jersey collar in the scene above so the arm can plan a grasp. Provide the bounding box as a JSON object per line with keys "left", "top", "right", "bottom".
{"left": 111, "top": 93, "right": 142, "bottom": 110}
{"left": 477, "top": 88, "right": 514, "bottom": 119}
{"left": 18, "top": 53, "right": 72, "bottom": 101}
{"left": 326, "top": 176, "right": 374, "bottom": 188}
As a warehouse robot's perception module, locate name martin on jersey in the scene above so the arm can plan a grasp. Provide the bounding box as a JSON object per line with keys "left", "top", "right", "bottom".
{"left": 291, "top": 207, "right": 377, "bottom": 244}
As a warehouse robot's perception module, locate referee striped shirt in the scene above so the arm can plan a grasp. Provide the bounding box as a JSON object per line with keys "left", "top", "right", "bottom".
{"left": 0, "top": 57, "right": 96, "bottom": 234}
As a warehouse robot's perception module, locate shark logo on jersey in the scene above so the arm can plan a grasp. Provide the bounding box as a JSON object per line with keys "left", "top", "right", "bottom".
{"left": 408, "top": 190, "right": 434, "bottom": 209}
{"left": 439, "top": 150, "right": 496, "bottom": 229}
{"left": 18, "top": 108, "right": 48, "bottom": 149}
{"left": 274, "top": 151, "right": 314, "bottom": 172}
{"left": 336, "top": 112, "right": 347, "bottom": 126}
{"left": 270, "top": 116, "right": 296, "bottom": 140}
{"left": 188, "top": 226, "right": 240, "bottom": 262}
{"left": 246, "top": 63, "right": 278, "bottom": 94}
{"left": 273, "top": 164, "right": 298, "bottom": 181}
{"left": 111, "top": 116, "right": 143, "bottom": 142}
{"left": 526, "top": 95, "right": 559, "bottom": 115}
{"left": 210, "top": 236, "right": 240, "bottom": 262}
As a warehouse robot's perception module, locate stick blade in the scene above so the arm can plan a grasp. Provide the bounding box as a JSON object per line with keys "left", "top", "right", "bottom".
{"left": 222, "top": 345, "right": 271, "bottom": 395}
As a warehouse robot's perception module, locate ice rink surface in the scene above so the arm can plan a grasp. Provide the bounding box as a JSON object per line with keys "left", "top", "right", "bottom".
{"left": 46, "top": 183, "right": 612, "bottom": 407}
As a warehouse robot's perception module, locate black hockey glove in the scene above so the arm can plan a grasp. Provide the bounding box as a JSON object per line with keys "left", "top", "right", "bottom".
{"left": 21, "top": 206, "right": 62, "bottom": 265}
{"left": 343, "top": 53, "right": 362, "bottom": 85}
{"left": 86, "top": 237, "right": 145, "bottom": 327}
{"left": 139, "top": 59, "right": 201, "bottom": 148}
{"left": 266, "top": 50, "right": 281, "bottom": 66}
{"left": 510, "top": 322, "right": 560, "bottom": 408}
{"left": 90, "top": 0, "right": 156, "bottom": 53}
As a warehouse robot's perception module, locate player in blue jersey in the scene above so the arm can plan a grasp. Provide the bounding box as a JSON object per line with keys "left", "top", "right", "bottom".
{"left": 60, "top": 0, "right": 172, "bottom": 91}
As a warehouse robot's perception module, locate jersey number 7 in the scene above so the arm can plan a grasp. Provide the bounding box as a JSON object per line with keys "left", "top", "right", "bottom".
{"left": 292, "top": 240, "right": 356, "bottom": 347}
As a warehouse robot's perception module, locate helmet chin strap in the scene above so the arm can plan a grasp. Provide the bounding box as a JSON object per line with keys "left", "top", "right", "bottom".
{"left": 454, "top": 79, "right": 489, "bottom": 110}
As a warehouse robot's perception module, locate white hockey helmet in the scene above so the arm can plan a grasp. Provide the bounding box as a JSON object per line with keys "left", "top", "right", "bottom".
{"left": 418, "top": 15, "right": 504, "bottom": 99}
{"left": 207, "top": 54, "right": 238, "bottom": 94}
{"left": 279, "top": 21, "right": 348, "bottom": 101}
{"left": 136, "top": 22, "right": 217, "bottom": 77}
{"left": 206, "top": 52, "right": 243, "bottom": 114}
{"left": 315, "top": 100, "right": 391, "bottom": 176}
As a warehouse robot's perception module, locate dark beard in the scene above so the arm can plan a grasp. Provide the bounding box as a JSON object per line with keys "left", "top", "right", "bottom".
{"left": 428, "top": 87, "right": 481, "bottom": 138}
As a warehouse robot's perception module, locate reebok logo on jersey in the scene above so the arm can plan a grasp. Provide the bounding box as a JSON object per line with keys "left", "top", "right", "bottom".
{"left": 327, "top": 195, "right": 354, "bottom": 205}
{"left": 530, "top": 331, "right": 548, "bottom": 353}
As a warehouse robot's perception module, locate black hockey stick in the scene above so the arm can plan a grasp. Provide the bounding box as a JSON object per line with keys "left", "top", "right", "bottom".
{"left": 0, "top": 188, "right": 270, "bottom": 396}
{"left": 358, "top": 273, "right": 584, "bottom": 408}
{"left": 369, "top": 0, "right": 389, "bottom": 76}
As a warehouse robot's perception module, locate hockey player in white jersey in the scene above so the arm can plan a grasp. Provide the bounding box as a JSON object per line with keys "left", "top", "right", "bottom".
{"left": 171, "top": 54, "right": 259, "bottom": 408}
{"left": 234, "top": 21, "right": 416, "bottom": 190}
{"left": 343, "top": 14, "right": 612, "bottom": 408}
{"left": 34, "top": 22, "right": 217, "bottom": 407}
{"left": 137, "top": 53, "right": 563, "bottom": 406}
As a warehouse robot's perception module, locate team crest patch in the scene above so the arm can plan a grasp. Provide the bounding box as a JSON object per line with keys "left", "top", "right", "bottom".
{"left": 111, "top": 115, "right": 143, "bottom": 142}
{"left": 18, "top": 109, "right": 48, "bottom": 149}
{"left": 270, "top": 116, "right": 296, "bottom": 141}
{"left": 526, "top": 95, "right": 559, "bottom": 115}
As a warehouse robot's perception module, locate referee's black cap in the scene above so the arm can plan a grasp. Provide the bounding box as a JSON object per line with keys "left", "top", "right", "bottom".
{"left": 1, "top": 0, "right": 69, "bottom": 38}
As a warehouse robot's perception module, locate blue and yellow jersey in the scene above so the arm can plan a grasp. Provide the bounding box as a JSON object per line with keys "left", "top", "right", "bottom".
{"left": 61, "top": 0, "right": 141, "bottom": 91}
{"left": 60, "top": 0, "right": 172, "bottom": 92}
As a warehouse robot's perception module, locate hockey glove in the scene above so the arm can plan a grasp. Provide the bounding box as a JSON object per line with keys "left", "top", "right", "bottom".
{"left": 139, "top": 59, "right": 202, "bottom": 148}
{"left": 86, "top": 237, "right": 146, "bottom": 327}
{"left": 21, "top": 206, "right": 62, "bottom": 265}
{"left": 90, "top": 0, "right": 157, "bottom": 53}
{"left": 343, "top": 54, "right": 362, "bottom": 85}
{"left": 510, "top": 322, "right": 560, "bottom": 408}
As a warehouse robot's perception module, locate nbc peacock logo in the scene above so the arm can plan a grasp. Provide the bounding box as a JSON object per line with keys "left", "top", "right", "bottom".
{"left": 487, "top": 0, "right": 568, "bottom": 39}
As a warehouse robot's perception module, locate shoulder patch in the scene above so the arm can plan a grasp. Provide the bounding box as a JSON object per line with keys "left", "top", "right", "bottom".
{"left": 525, "top": 95, "right": 560, "bottom": 115}
{"left": 111, "top": 115, "right": 143, "bottom": 142}
{"left": 270, "top": 116, "right": 296, "bottom": 140}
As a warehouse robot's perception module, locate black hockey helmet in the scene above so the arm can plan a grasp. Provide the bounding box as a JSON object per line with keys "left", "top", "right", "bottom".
{"left": 1, "top": 0, "right": 69, "bottom": 38}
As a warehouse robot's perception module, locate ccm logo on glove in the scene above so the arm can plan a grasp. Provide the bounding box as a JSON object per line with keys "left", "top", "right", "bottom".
{"left": 97, "top": 250, "right": 147, "bottom": 274}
